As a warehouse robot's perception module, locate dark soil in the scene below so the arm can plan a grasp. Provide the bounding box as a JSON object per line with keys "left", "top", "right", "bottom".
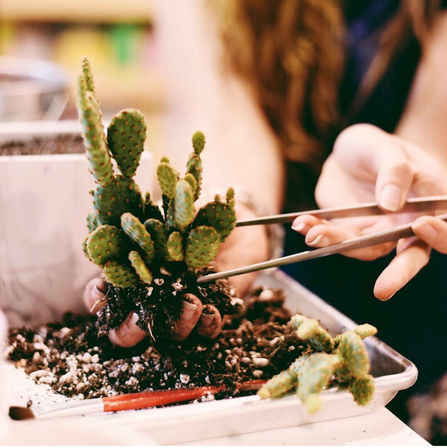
{"left": 96, "top": 265, "right": 244, "bottom": 340}
{"left": 7, "top": 286, "right": 308, "bottom": 401}
{"left": 0, "top": 134, "right": 84, "bottom": 156}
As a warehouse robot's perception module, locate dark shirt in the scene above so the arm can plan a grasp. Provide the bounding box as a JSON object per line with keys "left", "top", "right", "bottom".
{"left": 282, "top": 0, "right": 447, "bottom": 411}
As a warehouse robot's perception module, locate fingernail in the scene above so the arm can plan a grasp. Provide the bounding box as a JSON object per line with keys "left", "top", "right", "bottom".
{"left": 129, "top": 313, "right": 140, "bottom": 325}
{"left": 386, "top": 291, "right": 396, "bottom": 301}
{"left": 379, "top": 184, "right": 401, "bottom": 211}
{"left": 292, "top": 221, "right": 306, "bottom": 232}
{"left": 307, "top": 234, "right": 330, "bottom": 247}
{"left": 414, "top": 221, "right": 437, "bottom": 242}
{"left": 92, "top": 285, "right": 105, "bottom": 301}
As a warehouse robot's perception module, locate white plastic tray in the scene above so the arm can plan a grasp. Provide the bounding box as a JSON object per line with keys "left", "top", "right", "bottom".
{"left": 2, "top": 270, "right": 418, "bottom": 445}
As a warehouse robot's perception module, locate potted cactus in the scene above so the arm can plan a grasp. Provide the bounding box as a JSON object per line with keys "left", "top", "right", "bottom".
{"left": 78, "top": 58, "right": 241, "bottom": 340}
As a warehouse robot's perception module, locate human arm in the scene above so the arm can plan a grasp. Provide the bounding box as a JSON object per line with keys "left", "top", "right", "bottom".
{"left": 154, "top": 0, "right": 284, "bottom": 293}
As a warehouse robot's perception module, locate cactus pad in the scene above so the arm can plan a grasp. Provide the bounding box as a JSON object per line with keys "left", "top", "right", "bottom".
{"left": 86, "top": 225, "right": 125, "bottom": 265}
{"left": 185, "top": 226, "right": 220, "bottom": 270}
{"left": 144, "top": 218, "right": 170, "bottom": 260}
{"left": 184, "top": 173, "right": 198, "bottom": 198}
{"left": 291, "top": 314, "right": 334, "bottom": 352}
{"left": 354, "top": 324, "right": 378, "bottom": 340}
{"left": 77, "top": 76, "right": 114, "bottom": 187}
{"left": 192, "top": 131, "right": 205, "bottom": 154}
{"left": 258, "top": 358, "right": 304, "bottom": 399}
{"left": 167, "top": 231, "right": 184, "bottom": 261}
{"left": 93, "top": 176, "right": 144, "bottom": 226}
{"left": 129, "top": 251, "right": 153, "bottom": 284}
{"left": 348, "top": 375, "right": 375, "bottom": 405}
{"left": 296, "top": 353, "right": 340, "bottom": 413}
{"left": 104, "top": 260, "right": 139, "bottom": 288}
{"left": 107, "top": 109, "right": 147, "bottom": 178}
{"left": 157, "top": 159, "right": 179, "bottom": 199}
{"left": 121, "top": 213, "right": 155, "bottom": 265}
{"left": 337, "top": 332, "right": 370, "bottom": 377}
{"left": 194, "top": 192, "right": 236, "bottom": 241}
{"left": 81, "top": 56, "right": 95, "bottom": 92}
{"left": 174, "top": 180, "right": 195, "bottom": 228}
{"left": 186, "top": 153, "right": 202, "bottom": 199}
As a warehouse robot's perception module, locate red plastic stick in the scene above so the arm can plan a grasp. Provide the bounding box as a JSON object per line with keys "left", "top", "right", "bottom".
{"left": 102, "top": 380, "right": 266, "bottom": 412}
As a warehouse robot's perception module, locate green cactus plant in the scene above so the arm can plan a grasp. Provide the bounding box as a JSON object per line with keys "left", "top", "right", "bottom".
{"left": 77, "top": 57, "right": 238, "bottom": 339}
{"left": 258, "top": 313, "right": 377, "bottom": 413}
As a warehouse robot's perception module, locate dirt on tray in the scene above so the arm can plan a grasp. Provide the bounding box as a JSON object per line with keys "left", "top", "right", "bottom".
{"left": 6, "top": 286, "right": 308, "bottom": 402}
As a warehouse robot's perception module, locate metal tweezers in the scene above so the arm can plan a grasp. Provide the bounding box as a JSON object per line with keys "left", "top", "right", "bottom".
{"left": 197, "top": 195, "right": 447, "bottom": 283}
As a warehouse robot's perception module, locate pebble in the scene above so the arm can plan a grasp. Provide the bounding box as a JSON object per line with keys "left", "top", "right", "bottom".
{"left": 171, "top": 281, "right": 183, "bottom": 291}
{"left": 180, "top": 374, "right": 190, "bottom": 384}
{"left": 259, "top": 289, "right": 274, "bottom": 301}
{"left": 33, "top": 334, "right": 43, "bottom": 343}
{"left": 125, "top": 377, "right": 139, "bottom": 387}
{"left": 253, "top": 357, "right": 269, "bottom": 367}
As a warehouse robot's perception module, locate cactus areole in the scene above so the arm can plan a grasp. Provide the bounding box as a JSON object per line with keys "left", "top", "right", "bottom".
{"left": 77, "top": 58, "right": 239, "bottom": 340}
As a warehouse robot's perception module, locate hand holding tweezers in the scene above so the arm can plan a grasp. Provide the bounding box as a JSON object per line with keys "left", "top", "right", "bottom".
{"left": 197, "top": 195, "right": 447, "bottom": 283}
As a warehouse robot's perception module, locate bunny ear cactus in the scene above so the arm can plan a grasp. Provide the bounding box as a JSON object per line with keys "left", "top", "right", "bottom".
{"left": 77, "top": 57, "right": 239, "bottom": 339}
{"left": 258, "top": 314, "right": 377, "bottom": 413}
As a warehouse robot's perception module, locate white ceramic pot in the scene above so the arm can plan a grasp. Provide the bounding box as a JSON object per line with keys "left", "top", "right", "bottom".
{"left": 0, "top": 122, "right": 153, "bottom": 326}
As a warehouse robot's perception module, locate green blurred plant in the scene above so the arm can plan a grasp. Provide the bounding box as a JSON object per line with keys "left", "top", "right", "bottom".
{"left": 78, "top": 57, "right": 236, "bottom": 288}
{"left": 258, "top": 314, "right": 377, "bottom": 413}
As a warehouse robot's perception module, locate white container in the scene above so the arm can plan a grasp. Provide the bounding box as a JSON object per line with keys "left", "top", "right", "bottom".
{"left": 1, "top": 270, "right": 418, "bottom": 445}
{"left": 0, "top": 122, "right": 153, "bottom": 326}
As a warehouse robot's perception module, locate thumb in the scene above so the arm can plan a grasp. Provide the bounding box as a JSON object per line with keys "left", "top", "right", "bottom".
{"left": 371, "top": 133, "right": 413, "bottom": 212}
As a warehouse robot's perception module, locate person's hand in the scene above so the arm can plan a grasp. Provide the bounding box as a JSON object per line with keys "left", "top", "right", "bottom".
{"left": 83, "top": 199, "right": 269, "bottom": 348}
{"left": 83, "top": 277, "right": 223, "bottom": 347}
{"left": 292, "top": 124, "right": 447, "bottom": 300}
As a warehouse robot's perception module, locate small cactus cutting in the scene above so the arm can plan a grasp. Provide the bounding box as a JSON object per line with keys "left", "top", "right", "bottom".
{"left": 258, "top": 314, "right": 377, "bottom": 412}
{"left": 77, "top": 57, "right": 238, "bottom": 338}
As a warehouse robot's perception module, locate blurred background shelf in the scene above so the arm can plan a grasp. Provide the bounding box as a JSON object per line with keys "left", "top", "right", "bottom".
{"left": 0, "top": 0, "right": 163, "bottom": 147}
{"left": 1, "top": 0, "right": 153, "bottom": 24}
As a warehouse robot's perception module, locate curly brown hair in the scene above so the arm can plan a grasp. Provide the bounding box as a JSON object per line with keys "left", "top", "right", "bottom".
{"left": 216, "top": 0, "right": 441, "bottom": 171}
